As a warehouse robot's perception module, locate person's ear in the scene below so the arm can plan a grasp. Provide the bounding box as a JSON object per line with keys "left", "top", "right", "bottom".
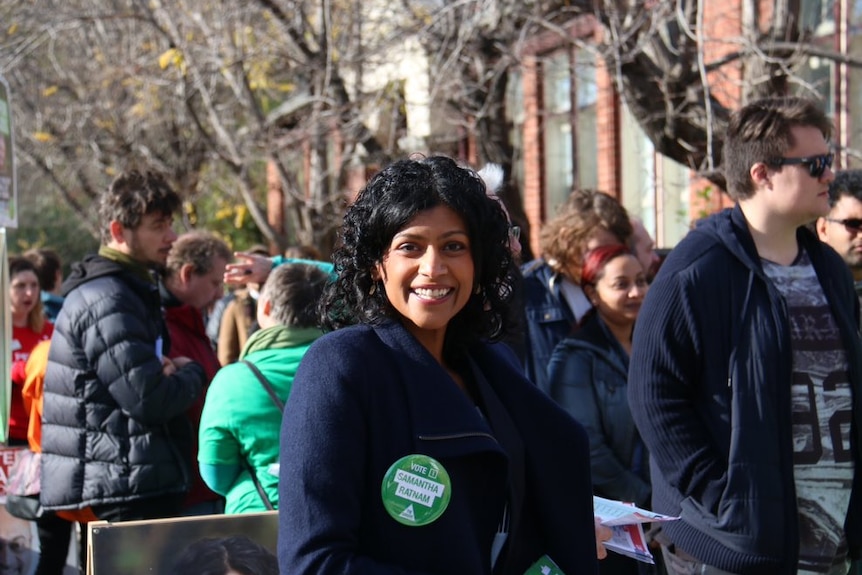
{"left": 584, "top": 284, "right": 598, "bottom": 305}
{"left": 179, "top": 263, "right": 195, "bottom": 284}
{"left": 108, "top": 220, "right": 126, "bottom": 244}
{"left": 815, "top": 216, "right": 829, "bottom": 241}
{"left": 750, "top": 162, "right": 771, "bottom": 188}
{"left": 261, "top": 297, "right": 273, "bottom": 318}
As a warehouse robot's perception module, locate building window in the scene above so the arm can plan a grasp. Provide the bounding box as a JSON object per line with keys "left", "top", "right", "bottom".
{"left": 543, "top": 51, "right": 573, "bottom": 213}
{"left": 575, "top": 50, "right": 598, "bottom": 193}
{"left": 845, "top": 0, "right": 862, "bottom": 169}
{"left": 541, "top": 48, "right": 597, "bottom": 215}
{"left": 850, "top": 1, "right": 862, "bottom": 167}
{"left": 621, "top": 102, "right": 656, "bottom": 229}
{"left": 796, "top": 0, "right": 836, "bottom": 115}
{"left": 506, "top": 69, "right": 525, "bottom": 195}
{"left": 657, "top": 153, "right": 691, "bottom": 248}
{"left": 797, "top": 56, "right": 835, "bottom": 116}
{"left": 801, "top": 0, "right": 836, "bottom": 34}
{"left": 619, "top": 103, "right": 690, "bottom": 249}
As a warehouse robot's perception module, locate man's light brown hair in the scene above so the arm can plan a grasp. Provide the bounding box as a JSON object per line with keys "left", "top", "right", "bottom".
{"left": 165, "top": 231, "right": 232, "bottom": 278}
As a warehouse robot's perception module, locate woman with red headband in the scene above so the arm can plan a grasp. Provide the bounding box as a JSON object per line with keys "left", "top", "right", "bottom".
{"left": 547, "top": 244, "right": 650, "bottom": 575}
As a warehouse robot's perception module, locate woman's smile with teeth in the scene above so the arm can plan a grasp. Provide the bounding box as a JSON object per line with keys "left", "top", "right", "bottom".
{"left": 413, "top": 287, "right": 451, "bottom": 299}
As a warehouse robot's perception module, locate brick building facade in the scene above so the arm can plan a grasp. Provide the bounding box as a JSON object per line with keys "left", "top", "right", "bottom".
{"left": 512, "top": 1, "right": 861, "bottom": 255}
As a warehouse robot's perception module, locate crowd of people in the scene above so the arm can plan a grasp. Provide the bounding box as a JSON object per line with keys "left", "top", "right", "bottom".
{"left": 5, "top": 95, "right": 862, "bottom": 575}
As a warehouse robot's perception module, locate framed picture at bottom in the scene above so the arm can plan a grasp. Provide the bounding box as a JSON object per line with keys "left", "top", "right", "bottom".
{"left": 87, "top": 511, "right": 278, "bottom": 575}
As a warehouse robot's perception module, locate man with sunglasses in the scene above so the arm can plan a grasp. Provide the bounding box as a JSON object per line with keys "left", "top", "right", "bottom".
{"left": 817, "top": 170, "right": 862, "bottom": 304}
{"left": 630, "top": 97, "right": 862, "bottom": 575}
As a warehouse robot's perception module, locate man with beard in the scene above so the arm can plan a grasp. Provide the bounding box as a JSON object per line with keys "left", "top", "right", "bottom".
{"left": 630, "top": 216, "right": 661, "bottom": 282}
{"left": 40, "top": 170, "right": 205, "bottom": 539}
{"left": 817, "top": 170, "right": 862, "bottom": 306}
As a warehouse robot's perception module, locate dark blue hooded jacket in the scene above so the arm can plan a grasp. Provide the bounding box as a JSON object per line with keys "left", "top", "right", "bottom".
{"left": 628, "top": 204, "right": 862, "bottom": 574}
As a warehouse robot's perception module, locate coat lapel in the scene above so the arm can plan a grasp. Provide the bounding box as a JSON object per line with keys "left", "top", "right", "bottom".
{"left": 372, "top": 322, "right": 506, "bottom": 460}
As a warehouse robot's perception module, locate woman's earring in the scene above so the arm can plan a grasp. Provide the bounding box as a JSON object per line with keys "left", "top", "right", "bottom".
{"left": 369, "top": 282, "right": 377, "bottom": 296}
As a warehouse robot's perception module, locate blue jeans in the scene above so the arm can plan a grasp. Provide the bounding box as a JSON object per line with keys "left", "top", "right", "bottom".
{"left": 661, "top": 546, "right": 859, "bottom": 575}
{"left": 659, "top": 545, "right": 738, "bottom": 575}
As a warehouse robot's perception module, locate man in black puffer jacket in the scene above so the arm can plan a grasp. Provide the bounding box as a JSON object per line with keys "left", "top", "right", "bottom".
{"left": 40, "top": 170, "right": 205, "bottom": 530}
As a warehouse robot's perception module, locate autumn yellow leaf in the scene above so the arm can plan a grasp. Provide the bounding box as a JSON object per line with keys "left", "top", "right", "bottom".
{"left": 234, "top": 205, "right": 248, "bottom": 229}
{"left": 248, "top": 61, "right": 271, "bottom": 91}
{"left": 159, "top": 48, "right": 177, "bottom": 69}
{"left": 158, "top": 47, "right": 186, "bottom": 73}
{"left": 42, "top": 86, "right": 59, "bottom": 97}
{"left": 184, "top": 200, "right": 198, "bottom": 225}
{"left": 214, "top": 207, "right": 234, "bottom": 220}
{"left": 33, "top": 132, "right": 54, "bottom": 143}
{"left": 8, "top": 23, "right": 18, "bottom": 36}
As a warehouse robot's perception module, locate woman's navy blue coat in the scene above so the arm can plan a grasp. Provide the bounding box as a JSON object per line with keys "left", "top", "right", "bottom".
{"left": 278, "top": 320, "right": 598, "bottom": 575}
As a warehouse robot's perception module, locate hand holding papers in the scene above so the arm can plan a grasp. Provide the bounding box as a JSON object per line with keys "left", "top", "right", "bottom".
{"left": 521, "top": 499, "right": 678, "bottom": 575}
{"left": 593, "top": 496, "right": 679, "bottom": 564}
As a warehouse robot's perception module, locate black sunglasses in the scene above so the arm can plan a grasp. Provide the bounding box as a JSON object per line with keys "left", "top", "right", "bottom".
{"left": 773, "top": 153, "right": 834, "bottom": 178}
{"left": 825, "top": 217, "right": 862, "bottom": 232}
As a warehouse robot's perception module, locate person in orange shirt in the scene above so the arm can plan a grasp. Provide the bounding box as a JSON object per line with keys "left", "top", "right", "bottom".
{"left": 23, "top": 340, "right": 96, "bottom": 575}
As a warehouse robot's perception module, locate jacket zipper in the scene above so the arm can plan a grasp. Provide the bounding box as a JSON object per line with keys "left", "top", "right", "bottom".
{"left": 418, "top": 432, "right": 496, "bottom": 442}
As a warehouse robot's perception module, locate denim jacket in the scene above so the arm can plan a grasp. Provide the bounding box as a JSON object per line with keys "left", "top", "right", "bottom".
{"left": 520, "top": 259, "right": 575, "bottom": 389}
{"left": 546, "top": 312, "right": 650, "bottom": 507}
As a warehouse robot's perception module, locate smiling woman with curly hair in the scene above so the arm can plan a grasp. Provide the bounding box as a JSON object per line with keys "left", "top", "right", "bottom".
{"left": 319, "top": 156, "right": 517, "bottom": 357}
{"left": 278, "top": 155, "right": 603, "bottom": 575}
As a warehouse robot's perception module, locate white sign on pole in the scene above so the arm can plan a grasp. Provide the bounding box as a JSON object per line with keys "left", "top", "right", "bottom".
{"left": 0, "top": 229, "right": 8, "bottom": 444}
{"left": 0, "top": 74, "right": 17, "bottom": 229}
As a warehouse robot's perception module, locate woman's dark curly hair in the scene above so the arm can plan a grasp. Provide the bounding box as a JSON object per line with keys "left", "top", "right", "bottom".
{"left": 320, "top": 156, "right": 516, "bottom": 357}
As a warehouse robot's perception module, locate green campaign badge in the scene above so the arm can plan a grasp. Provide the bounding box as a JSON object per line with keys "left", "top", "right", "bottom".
{"left": 381, "top": 454, "right": 451, "bottom": 526}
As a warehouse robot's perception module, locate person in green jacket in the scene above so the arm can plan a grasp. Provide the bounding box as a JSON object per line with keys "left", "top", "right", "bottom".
{"left": 198, "top": 262, "right": 329, "bottom": 513}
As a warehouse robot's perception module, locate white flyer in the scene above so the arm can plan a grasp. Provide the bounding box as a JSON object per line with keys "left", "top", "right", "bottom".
{"left": 594, "top": 496, "right": 679, "bottom": 564}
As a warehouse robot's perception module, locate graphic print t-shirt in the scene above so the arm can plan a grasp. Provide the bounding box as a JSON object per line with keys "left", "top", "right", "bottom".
{"left": 762, "top": 251, "right": 852, "bottom": 575}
